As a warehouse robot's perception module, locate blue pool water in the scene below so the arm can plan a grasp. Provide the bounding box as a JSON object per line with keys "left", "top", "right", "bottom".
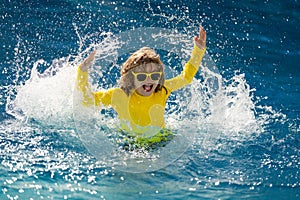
{"left": 0, "top": 0, "right": 299, "bottom": 199}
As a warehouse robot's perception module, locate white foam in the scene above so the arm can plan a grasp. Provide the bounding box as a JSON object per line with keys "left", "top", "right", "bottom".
{"left": 8, "top": 59, "right": 76, "bottom": 128}
{"left": 4, "top": 28, "right": 284, "bottom": 171}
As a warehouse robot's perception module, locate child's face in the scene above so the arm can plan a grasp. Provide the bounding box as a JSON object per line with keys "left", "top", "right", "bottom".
{"left": 133, "top": 63, "right": 162, "bottom": 97}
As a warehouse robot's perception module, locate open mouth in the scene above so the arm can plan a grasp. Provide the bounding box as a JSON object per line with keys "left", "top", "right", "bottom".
{"left": 142, "top": 84, "right": 154, "bottom": 92}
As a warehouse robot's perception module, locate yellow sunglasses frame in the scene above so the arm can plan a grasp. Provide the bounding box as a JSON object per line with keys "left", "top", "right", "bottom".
{"left": 131, "top": 71, "right": 162, "bottom": 82}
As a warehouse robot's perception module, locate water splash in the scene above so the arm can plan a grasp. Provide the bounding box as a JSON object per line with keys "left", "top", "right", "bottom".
{"left": 206, "top": 73, "right": 260, "bottom": 133}
{"left": 6, "top": 28, "right": 283, "bottom": 150}
{"left": 8, "top": 59, "right": 75, "bottom": 126}
{"left": 1, "top": 15, "right": 288, "bottom": 174}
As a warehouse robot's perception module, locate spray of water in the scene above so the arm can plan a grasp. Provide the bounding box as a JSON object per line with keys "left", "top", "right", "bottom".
{"left": 0, "top": 2, "right": 295, "bottom": 199}
{"left": 3, "top": 19, "right": 286, "bottom": 173}
{"left": 4, "top": 29, "right": 271, "bottom": 173}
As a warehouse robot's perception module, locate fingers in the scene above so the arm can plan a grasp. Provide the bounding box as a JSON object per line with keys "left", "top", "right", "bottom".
{"left": 86, "top": 51, "right": 96, "bottom": 62}
{"left": 194, "top": 26, "right": 206, "bottom": 49}
{"left": 88, "top": 50, "right": 96, "bottom": 60}
{"left": 199, "top": 26, "right": 206, "bottom": 40}
{"left": 90, "top": 50, "right": 97, "bottom": 56}
{"left": 194, "top": 26, "right": 206, "bottom": 40}
{"left": 80, "top": 51, "right": 96, "bottom": 72}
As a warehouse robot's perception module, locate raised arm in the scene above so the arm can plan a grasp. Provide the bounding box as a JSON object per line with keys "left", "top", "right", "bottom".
{"left": 76, "top": 51, "right": 115, "bottom": 107}
{"left": 165, "top": 26, "right": 207, "bottom": 92}
{"left": 76, "top": 51, "right": 96, "bottom": 106}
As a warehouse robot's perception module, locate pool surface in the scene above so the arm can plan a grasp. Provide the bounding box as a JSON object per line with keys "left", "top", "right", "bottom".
{"left": 0, "top": 0, "right": 299, "bottom": 199}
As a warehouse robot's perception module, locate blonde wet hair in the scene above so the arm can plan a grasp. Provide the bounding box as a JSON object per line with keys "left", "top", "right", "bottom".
{"left": 120, "top": 47, "right": 166, "bottom": 95}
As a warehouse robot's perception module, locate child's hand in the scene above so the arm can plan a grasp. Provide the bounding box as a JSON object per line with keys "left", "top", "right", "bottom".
{"left": 194, "top": 26, "right": 206, "bottom": 50}
{"left": 80, "top": 50, "right": 96, "bottom": 72}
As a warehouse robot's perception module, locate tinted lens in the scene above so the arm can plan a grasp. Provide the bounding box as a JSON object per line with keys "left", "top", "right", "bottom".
{"left": 136, "top": 74, "right": 147, "bottom": 81}
{"left": 151, "top": 73, "right": 161, "bottom": 81}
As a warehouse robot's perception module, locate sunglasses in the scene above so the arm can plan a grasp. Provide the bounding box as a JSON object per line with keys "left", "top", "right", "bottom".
{"left": 132, "top": 71, "right": 162, "bottom": 82}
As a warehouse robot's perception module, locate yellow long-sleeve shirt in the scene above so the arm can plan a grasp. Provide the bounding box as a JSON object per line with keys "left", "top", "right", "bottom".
{"left": 77, "top": 46, "right": 206, "bottom": 135}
